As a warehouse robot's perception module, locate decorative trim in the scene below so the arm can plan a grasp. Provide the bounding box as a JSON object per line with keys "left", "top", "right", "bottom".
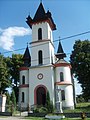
{"left": 30, "top": 39, "right": 50, "bottom": 44}
{"left": 54, "top": 63, "right": 71, "bottom": 68}
{"left": 19, "top": 67, "right": 29, "bottom": 71}
{"left": 34, "top": 85, "right": 47, "bottom": 105}
{"left": 55, "top": 82, "right": 72, "bottom": 85}
{"left": 30, "top": 19, "right": 55, "bottom": 30}
{"left": 19, "top": 84, "right": 29, "bottom": 88}
{"left": 37, "top": 73, "right": 43, "bottom": 80}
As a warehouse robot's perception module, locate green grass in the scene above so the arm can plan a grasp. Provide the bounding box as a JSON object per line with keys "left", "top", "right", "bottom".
{"left": 24, "top": 103, "right": 90, "bottom": 120}
{"left": 25, "top": 117, "right": 45, "bottom": 120}
{"left": 64, "top": 102, "right": 90, "bottom": 113}
{"left": 25, "top": 117, "right": 90, "bottom": 120}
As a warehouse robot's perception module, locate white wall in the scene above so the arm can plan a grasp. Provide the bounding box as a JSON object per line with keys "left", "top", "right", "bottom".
{"left": 31, "top": 41, "right": 54, "bottom": 66}
{"left": 55, "top": 66, "right": 72, "bottom": 83}
{"left": 56, "top": 85, "right": 74, "bottom": 109}
{"left": 32, "top": 22, "right": 53, "bottom": 42}
{"left": 19, "top": 70, "right": 29, "bottom": 108}
{"left": 29, "top": 66, "right": 55, "bottom": 106}
{"left": 19, "top": 87, "right": 29, "bottom": 108}
{"left": 20, "top": 70, "right": 29, "bottom": 84}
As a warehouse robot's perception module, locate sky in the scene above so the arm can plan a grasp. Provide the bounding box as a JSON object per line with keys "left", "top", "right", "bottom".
{"left": 0, "top": 0, "right": 90, "bottom": 95}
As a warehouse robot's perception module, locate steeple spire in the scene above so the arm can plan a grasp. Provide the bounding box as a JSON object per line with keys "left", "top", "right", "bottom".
{"left": 40, "top": 0, "right": 42, "bottom": 3}
{"left": 23, "top": 45, "right": 31, "bottom": 67}
{"left": 26, "top": 2, "right": 56, "bottom": 30}
{"left": 56, "top": 38, "right": 66, "bottom": 59}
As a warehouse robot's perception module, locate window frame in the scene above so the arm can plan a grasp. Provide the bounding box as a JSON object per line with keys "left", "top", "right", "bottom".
{"left": 22, "top": 75, "right": 25, "bottom": 84}
{"left": 22, "top": 92, "right": 24, "bottom": 102}
{"left": 38, "top": 50, "right": 43, "bottom": 65}
{"left": 38, "top": 28, "right": 42, "bottom": 40}
{"left": 60, "top": 72, "right": 64, "bottom": 82}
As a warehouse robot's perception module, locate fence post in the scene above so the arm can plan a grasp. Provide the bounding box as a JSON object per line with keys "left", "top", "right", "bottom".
{"left": 81, "top": 112, "right": 86, "bottom": 120}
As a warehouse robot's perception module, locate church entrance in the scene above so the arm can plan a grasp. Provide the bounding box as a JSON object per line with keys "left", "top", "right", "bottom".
{"left": 36, "top": 87, "right": 46, "bottom": 106}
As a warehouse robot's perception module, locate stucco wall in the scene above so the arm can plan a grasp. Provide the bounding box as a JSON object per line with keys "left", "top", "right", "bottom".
{"left": 29, "top": 65, "right": 55, "bottom": 106}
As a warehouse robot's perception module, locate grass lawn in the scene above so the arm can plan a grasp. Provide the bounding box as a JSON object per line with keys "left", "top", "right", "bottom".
{"left": 64, "top": 102, "right": 90, "bottom": 113}
{"left": 25, "top": 102, "right": 90, "bottom": 120}
{"left": 25, "top": 117, "right": 90, "bottom": 120}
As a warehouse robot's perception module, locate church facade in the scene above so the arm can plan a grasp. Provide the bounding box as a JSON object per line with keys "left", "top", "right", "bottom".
{"left": 19, "top": 3, "right": 75, "bottom": 111}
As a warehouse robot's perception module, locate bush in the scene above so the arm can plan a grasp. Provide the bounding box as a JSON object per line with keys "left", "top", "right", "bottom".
{"left": 33, "top": 106, "right": 48, "bottom": 113}
{"left": 39, "top": 107, "right": 48, "bottom": 113}
{"left": 76, "top": 95, "right": 85, "bottom": 103}
{"left": 33, "top": 107, "right": 39, "bottom": 113}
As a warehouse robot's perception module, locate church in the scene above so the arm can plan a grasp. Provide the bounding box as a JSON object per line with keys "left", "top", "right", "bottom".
{"left": 19, "top": 2, "right": 75, "bottom": 111}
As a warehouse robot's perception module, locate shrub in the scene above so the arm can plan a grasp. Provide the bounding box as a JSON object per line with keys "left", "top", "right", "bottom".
{"left": 39, "top": 107, "right": 48, "bottom": 113}
{"left": 33, "top": 107, "right": 39, "bottom": 113}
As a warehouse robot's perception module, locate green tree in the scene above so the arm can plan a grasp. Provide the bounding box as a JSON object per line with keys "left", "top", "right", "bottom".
{"left": 5, "top": 54, "right": 23, "bottom": 102}
{"left": 5, "top": 92, "right": 11, "bottom": 105}
{"left": 46, "top": 91, "right": 54, "bottom": 113}
{"left": 70, "top": 40, "right": 90, "bottom": 101}
{"left": 0, "top": 55, "right": 10, "bottom": 93}
{"left": 46, "top": 91, "right": 50, "bottom": 106}
{"left": 10, "top": 90, "right": 16, "bottom": 109}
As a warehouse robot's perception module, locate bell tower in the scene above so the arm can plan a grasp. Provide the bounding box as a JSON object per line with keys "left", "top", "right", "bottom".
{"left": 26, "top": 2, "right": 56, "bottom": 66}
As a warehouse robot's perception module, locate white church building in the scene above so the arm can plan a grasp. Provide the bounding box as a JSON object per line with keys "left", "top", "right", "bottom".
{"left": 19, "top": 2, "right": 75, "bottom": 111}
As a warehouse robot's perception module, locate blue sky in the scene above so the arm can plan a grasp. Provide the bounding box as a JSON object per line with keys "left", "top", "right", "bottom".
{"left": 0, "top": 0, "right": 90, "bottom": 95}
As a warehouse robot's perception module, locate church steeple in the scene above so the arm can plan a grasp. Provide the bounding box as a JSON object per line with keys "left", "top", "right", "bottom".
{"left": 56, "top": 41, "right": 66, "bottom": 59}
{"left": 26, "top": 2, "right": 56, "bottom": 30}
{"left": 23, "top": 45, "right": 31, "bottom": 67}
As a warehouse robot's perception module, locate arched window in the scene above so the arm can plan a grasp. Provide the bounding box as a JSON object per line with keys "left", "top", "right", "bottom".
{"left": 22, "top": 92, "right": 24, "bottom": 102}
{"left": 22, "top": 75, "right": 25, "bottom": 84}
{"left": 61, "top": 90, "right": 65, "bottom": 101}
{"left": 38, "top": 28, "right": 42, "bottom": 40}
{"left": 38, "top": 50, "right": 43, "bottom": 65}
{"left": 60, "top": 72, "right": 64, "bottom": 82}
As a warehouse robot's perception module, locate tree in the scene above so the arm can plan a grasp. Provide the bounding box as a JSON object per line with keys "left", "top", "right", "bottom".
{"left": 10, "top": 90, "right": 16, "bottom": 109}
{"left": 5, "top": 54, "right": 23, "bottom": 102}
{"left": 70, "top": 40, "right": 90, "bottom": 101}
{"left": 46, "top": 91, "right": 54, "bottom": 113}
{"left": 0, "top": 55, "right": 10, "bottom": 93}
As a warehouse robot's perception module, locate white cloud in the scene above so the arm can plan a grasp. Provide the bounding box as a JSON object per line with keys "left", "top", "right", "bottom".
{"left": 0, "top": 27, "right": 31, "bottom": 51}
{"left": 74, "top": 78, "right": 82, "bottom": 95}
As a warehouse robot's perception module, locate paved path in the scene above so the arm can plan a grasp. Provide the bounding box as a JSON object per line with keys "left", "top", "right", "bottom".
{"left": 0, "top": 111, "right": 28, "bottom": 120}
{"left": 0, "top": 116, "right": 27, "bottom": 120}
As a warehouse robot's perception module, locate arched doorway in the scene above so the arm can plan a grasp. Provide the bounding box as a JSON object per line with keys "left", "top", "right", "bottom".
{"left": 36, "top": 87, "right": 46, "bottom": 106}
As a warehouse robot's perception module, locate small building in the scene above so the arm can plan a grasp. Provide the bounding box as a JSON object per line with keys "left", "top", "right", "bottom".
{"left": 19, "top": 2, "right": 75, "bottom": 111}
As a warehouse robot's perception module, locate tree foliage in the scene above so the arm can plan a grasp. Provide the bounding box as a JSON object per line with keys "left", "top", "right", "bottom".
{"left": 0, "top": 55, "right": 10, "bottom": 93}
{"left": 70, "top": 40, "right": 90, "bottom": 101}
{"left": 46, "top": 91, "right": 54, "bottom": 113}
{"left": 11, "top": 90, "right": 16, "bottom": 108}
{"left": 5, "top": 54, "right": 23, "bottom": 102}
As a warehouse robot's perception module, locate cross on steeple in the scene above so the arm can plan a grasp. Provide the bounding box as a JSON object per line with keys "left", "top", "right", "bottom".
{"left": 27, "top": 42, "right": 28, "bottom": 47}
{"left": 59, "top": 36, "right": 61, "bottom": 42}
{"left": 56, "top": 37, "right": 66, "bottom": 59}
{"left": 40, "top": 0, "right": 42, "bottom": 3}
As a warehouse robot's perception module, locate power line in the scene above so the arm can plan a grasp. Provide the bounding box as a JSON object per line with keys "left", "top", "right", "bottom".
{"left": 1, "top": 30, "right": 90, "bottom": 55}
{"left": 53, "top": 30, "right": 90, "bottom": 42}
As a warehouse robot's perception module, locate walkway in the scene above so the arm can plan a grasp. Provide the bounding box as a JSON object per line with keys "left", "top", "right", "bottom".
{"left": 0, "top": 111, "right": 28, "bottom": 120}
{"left": 0, "top": 116, "right": 26, "bottom": 120}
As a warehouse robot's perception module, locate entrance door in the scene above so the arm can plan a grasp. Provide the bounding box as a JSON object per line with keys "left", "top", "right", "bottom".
{"left": 36, "top": 87, "right": 46, "bottom": 106}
